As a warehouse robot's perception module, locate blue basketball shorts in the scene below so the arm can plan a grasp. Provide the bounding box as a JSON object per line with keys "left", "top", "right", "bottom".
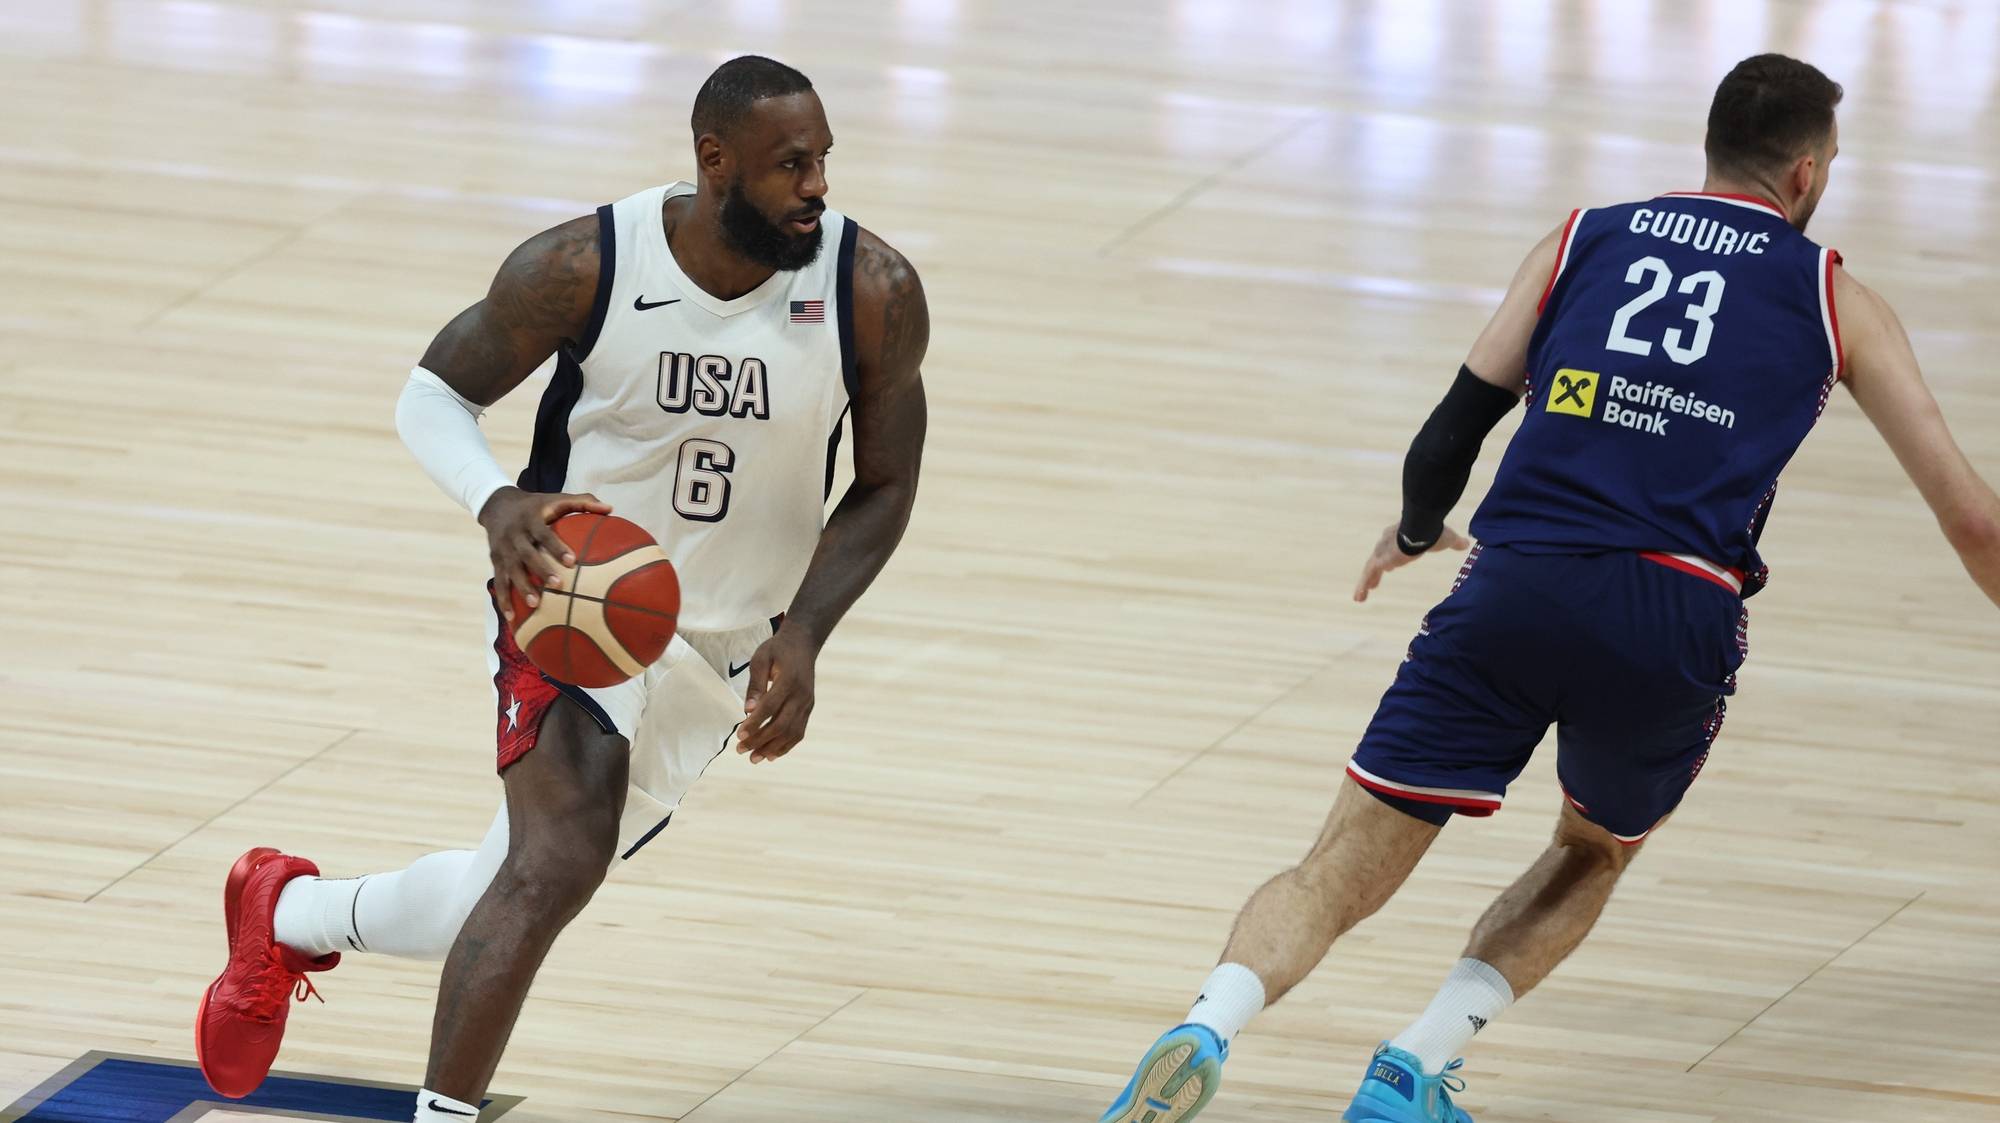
{"left": 1348, "top": 543, "right": 1748, "bottom": 843}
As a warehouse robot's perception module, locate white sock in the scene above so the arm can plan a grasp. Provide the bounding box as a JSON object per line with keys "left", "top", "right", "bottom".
{"left": 1184, "top": 962, "right": 1266, "bottom": 1045}
{"left": 413, "top": 1088, "right": 479, "bottom": 1121}
{"left": 273, "top": 803, "right": 512, "bottom": 962}
{"left": 272, "top": 874, "right": 367, "bottom": 958}
{"left": 1388, "top": 958, "right": 1515, "bottom": 1074}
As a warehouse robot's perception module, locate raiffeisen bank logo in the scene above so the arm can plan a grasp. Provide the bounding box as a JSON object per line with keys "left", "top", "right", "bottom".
{"left": 1546, "top": 368, "right": 1738, "bottom": 437}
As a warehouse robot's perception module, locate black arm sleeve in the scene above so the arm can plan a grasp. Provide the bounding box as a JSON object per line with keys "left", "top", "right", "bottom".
{"left": 1396, "top": 365, "right": 1520, "bottom": 555}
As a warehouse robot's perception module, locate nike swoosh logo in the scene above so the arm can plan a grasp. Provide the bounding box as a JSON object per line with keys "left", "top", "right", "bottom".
{"left": 633, "top": 295, "right": 681, "bottom": 311}
{"left": 729, "top": 660, "right": 752, "bottom": 677}
{"left": 427, "top": 1099, "right": 476, "bottom": 1116}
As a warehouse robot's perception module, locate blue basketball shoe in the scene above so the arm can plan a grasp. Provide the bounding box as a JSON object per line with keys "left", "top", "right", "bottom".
{"left": 1098, "top": 1024, "right": 1226, "bottom": 1123}
{"left": 1341, "top": 1044, "right": 1473, "bottom": 1122}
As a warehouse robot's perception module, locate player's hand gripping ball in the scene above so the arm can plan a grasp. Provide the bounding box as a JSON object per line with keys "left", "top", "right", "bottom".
{"left": 507, "top": 513, "right": 680, "bottom": 688}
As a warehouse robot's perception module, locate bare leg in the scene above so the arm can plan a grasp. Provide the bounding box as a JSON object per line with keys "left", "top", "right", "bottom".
{"left": 1220, "top": 777, "right": 1442, "bottom": 1003}
{"left": 1463, "top": 804, "right": 1644, "bottom": 996}
{"left": 423, "top": 699, "right": 627, "bottom": 1103}
{"left": 1379, "top": 804, "right": 1647, "bottom": 1077}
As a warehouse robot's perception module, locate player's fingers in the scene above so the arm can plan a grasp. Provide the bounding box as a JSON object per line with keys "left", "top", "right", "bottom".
{"left": 1354, "top": 560, "right": 1384, "bottom": 603}
{"left": 767, "top": 708, "right": 807, "bottom": 750}
{"left": 493, "top": 567, "right": 517, "bottom": 621}
{"left": 775, "top": 699, "right": 814, "bottom": 753}
{"left": 513, "top": 528, "right": 561, "bottom": 574}
{"left": 501, "top": 536, "right": 556, "bottom": 598}
{"left": 1439, "top": 527, "right": 1471, "bottom": 551}
{"left": 505, "top": 565, "right": 540, "bottom": 612}
{"left": 742, "top": 697, "right": 799, "bottom": 758}
{"left": 739, "top": 716, "right": 773, "bottom": 756}
{"left": 742, "top": 646, "right": 777, "bottom": 714}
{"left": 750, "top": 711, "right": 804, "bottom": 763}
{"left": 514, "top": 534, "right": 566, "bottom": 589}
{"left": 738, "top": 687, "right": 783, "bottom": 749}
{"left": 745, "top": 693, "right": 793, "bottom": 741}
{"left": 776, "top": 719, "right": 810, "bottom": 759}
{"left": 547, "top": 492, "right": 613, "bottom": 518}
{"left": 535, "top": 498, "right": 593, "bottom": 531}
{"left": 530, "top": 521, "right": 577, "bottom": 567}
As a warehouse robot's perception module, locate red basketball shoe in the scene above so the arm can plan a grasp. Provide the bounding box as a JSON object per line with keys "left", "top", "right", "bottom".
{"left": 196, "top": 847, "right": 340, "bottom": 1097}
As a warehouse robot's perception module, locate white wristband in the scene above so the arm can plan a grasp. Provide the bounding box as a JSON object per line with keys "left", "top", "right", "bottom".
{"left": 395, "top": 366, "right": 514, "bottom": 517}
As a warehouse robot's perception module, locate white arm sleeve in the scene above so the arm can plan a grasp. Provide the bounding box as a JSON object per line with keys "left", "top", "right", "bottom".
{"left": 395, "top": 366, "right": 515, "bottom": 518}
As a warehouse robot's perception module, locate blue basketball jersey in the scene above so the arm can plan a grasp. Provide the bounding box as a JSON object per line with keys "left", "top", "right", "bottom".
{"left": 1470, "top": 194, "right": 1843, "bottom": 594}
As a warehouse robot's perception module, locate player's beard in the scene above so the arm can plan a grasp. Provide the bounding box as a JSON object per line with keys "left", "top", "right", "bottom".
{"left": 719, "top": 181, "right": 825, "bottom": 272}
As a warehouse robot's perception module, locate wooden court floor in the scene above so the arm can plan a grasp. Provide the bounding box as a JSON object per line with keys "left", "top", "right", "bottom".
{"left": 3, "top": 1, "right": 1998, "bottom": 1120}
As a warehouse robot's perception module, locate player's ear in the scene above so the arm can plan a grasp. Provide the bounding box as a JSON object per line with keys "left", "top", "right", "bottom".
{"left": 1790, "top": 152, "right": 1815, "bottom": 199}
{"left": 694, "top": 133, "right": 729, "bottom": 182}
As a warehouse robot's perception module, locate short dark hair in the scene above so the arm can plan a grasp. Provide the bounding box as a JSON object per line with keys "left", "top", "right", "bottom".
{"left": 691, "top": 55, "right": 814, "bottom": 141}
{"left": 1705, "top": 54, "right": 1843, "bottom": 177}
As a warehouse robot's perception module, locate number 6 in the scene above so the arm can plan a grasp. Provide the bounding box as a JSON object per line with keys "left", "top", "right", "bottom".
{"left": 674, "top": 438, "right": 735, "bottom": 522}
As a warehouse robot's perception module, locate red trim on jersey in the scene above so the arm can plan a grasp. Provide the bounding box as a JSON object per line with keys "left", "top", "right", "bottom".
{"left": 1346, "top": 764, "right": 1502, "bottom": 815}
{"left": 1638, "top": 551, "right": 1746, "bottom": 594}
{"left": 1657, "top": 191, "right": 1787, "bottom": 219}
{"left": 1537, "top": 208, "right": 1584, "bottom": 315}
{"left": 1824, "top": 248, "right": 1845, "bottom": 380}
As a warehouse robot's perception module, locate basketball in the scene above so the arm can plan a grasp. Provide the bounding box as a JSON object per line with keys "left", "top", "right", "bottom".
{"left": 507, "top": 513, "right": 680, "bottom": 688}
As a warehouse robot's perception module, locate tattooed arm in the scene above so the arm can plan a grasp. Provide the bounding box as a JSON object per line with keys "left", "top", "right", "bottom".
{"left": 735, "top": 227, "right": 930, "bottom": 763}
{"left": 408, "top": 215, "right": 613, "bottom": 617}
{"left": 422, "top": 214, "right": 601, "bottom": 404}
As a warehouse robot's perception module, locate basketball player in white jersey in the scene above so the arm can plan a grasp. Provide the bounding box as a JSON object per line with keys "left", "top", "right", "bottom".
{"left": 194, "top": 56, "right": 929, "bottom": 1122}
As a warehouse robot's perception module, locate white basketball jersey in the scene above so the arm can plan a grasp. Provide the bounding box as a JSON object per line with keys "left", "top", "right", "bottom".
{"left": 518, "top": 182, "right": 856, "bottom": 633}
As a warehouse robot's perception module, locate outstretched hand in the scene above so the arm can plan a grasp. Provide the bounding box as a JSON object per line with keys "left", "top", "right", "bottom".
{"left": 1354, "top": 522, "right": 1469, "bottom": 602}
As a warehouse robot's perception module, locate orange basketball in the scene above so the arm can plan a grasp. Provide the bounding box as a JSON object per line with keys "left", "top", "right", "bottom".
{"left": 507, "top": 513, "right": 680, "bottom": 688}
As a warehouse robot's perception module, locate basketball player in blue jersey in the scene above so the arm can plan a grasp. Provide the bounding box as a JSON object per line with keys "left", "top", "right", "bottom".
{"left": 193, "top": 57, "right": 929, "bottom": 1122}
{"left": 1102, "top": 54, "right": 2000, "bottom": 1123}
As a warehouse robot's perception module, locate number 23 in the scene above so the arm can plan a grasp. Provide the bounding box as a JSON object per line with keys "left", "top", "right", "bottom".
{"left": 1605, "top": 256, "right": 1726, "bottom": 365}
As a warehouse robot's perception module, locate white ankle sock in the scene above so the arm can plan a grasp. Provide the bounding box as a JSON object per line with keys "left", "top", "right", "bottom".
{"left": 413, "top": 1089, "right": 479, "bottom": 1121}
{"left": 1388, "top": 958, "right": 1515, "bottom": 1074}
{"left": 272, "top": 875, "right": 367, "bottom": 958}
{"left": 1184, "top": 962, "right": 1266, "bottom": 1045}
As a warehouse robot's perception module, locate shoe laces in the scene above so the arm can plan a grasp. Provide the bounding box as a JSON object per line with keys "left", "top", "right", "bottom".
{"left": 1434, "top": 1057, "right": 1467, "bottom": 1109}
{"left": 238, "top": 959, "right": 324, "bottom": 1022}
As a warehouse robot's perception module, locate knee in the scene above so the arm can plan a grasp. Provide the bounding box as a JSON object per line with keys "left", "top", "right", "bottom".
{"left": 495, "top": 817, "right": 618, "bottom": 922}
{"left": 1550, "top": 820, "right": 1637, "bottom": 877}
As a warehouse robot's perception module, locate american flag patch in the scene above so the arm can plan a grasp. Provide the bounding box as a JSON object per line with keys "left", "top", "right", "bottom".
{"left": 789, "top": 300, "right": 825, "bottom": 323}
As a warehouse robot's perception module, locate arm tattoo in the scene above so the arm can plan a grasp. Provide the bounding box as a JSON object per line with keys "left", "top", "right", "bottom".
{"left": 420, "top": 214, "right": 600, "bottom": 407}
{"left": 859, "top": 235, "right": 930, "bottom": 386}
{"left": 849, "top": 232, "right": 930, "bottom": 485}
{"left": 777, "top": 230, "right": 927, "bottom": 647}
{"left": 492, "top": 219, "right": 598, "bottom": 347}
